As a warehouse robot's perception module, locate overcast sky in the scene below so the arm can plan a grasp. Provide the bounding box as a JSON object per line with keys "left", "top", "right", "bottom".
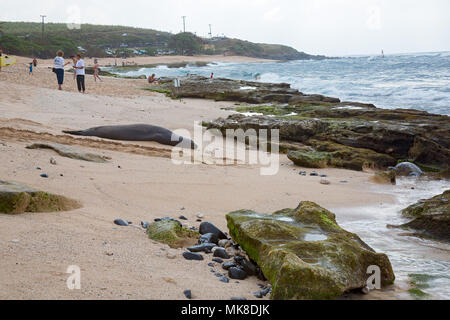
{"left": 2, "top": 0, "right": 449, "bottom": 56}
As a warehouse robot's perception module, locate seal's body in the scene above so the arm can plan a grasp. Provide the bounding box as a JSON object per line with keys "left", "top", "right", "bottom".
{"left": 64, "top": 124, "right": 196, "bottom": 149}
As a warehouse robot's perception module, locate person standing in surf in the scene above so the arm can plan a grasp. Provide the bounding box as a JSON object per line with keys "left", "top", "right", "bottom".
{"left": 53, "top": 50, "right": 71, "bottom": 90}
{"left": 73, "top": 54, "right": 86, "bottom": 93}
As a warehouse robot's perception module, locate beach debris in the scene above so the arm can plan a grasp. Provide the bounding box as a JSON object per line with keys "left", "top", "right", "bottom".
{"left": 182, "top": 252, "right": 204, "bottom": 261}
{"left": 0, "top": 180, "right": 80, "bottom": 214}
{"left": 50, "top": 157, "right": 57, "bottom": 165}
{"left": 26, "top": 143, "right": 110, "bottom": 163}
{"left": 226, "top": 202, "right": 395, "bottom": 299}
{"left": 114, "top": 219, "right": 129, "bottom": 227}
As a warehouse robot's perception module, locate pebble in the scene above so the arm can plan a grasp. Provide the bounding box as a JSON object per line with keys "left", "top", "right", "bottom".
{"left": 213, "top": 248, "right": 230, "bottom": 259}
{"left": 320, "top": 174, "right": 327, "bottom": 177}
{"left": 220, "top": 276, "right": 230, "bottom": 283}
{"left": 212, "top": 258, "right": 224, "bottom": 264}
{"left": 166, "top": 250, "right": 177, "bottom": 259}
{"left": 299, "top": 171, "right": 307, "bottom": 176}
{"left": 141, "top": 221, "right": 150, "bottom": 229}
{"left": 50, "top": 157, "right": 57, "bottom": 165}
{"left": 12, "top": 239, "right": 20, "bottom": 243}
{"left": 179, "top": 215, "right": 188, "bottom": 220}
{"left": 182, "top": 252, "right": 204, "bottom": 261}
{"left": 208, "top": 263, "right": 215, "bottom": 267}
{"left": 218, "top": 239, "right": 232, "bottom": 248}
{"left": 228, "top": 267, "right": 248, "bottom": 280}
{"left": 254, "top": 292, "right": 263, "bottom": 299}
{"left": 40, "top": 173, "right": 48, "bottom": 178}
{"left": 114, "top": 219, "right": 129, "bottom": 227}
{"left": 199, "top": 233, "right": 219, "bottom": 244}
{"left": 197, "top": 213, "right": 205, "bottom": 219}
{"left": 183, "top": 290, "right": 192, "bottom": 299}
{"left": 234, "top": 256, "right": 257, "bottom": 276}
{"left": 222, "top": 261, "right": 237, "bottom": 270}
{"left": 320, "top": 178, "right": 331, "bottom": 185}
{"left": 187, "top": 243, "right": 216, "bottom": 253}
{"left": 310, "top": 172, "right": 319, "bottom": 176}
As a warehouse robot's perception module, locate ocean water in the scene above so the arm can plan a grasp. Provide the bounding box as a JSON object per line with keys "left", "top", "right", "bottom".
{"left": 115, "top": 51, "right": 450, "bottom": 115}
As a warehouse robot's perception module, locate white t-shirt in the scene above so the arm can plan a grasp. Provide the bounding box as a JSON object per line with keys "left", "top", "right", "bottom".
{"left": 54, "top": 56, "right": 65, "bottom": 69}
{"left": 75, "top": 59, "right": 85, "bottom": 76}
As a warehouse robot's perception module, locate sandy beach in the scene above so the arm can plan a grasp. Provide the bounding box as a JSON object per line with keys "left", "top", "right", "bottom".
{"left": 0, "top": 55, "right": 400, "bottom": 300}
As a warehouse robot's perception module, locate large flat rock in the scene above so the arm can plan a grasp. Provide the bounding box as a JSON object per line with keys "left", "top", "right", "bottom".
{"left": 226, "top": 202, "right": 395, "bottom": 300}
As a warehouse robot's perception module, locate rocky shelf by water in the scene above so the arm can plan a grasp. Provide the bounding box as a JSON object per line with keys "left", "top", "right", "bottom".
{"left": 390, "top": 190, "right": 450, "bottom": 242}
{"left": 149, "top": 76, "right": 450, "bottom": 173}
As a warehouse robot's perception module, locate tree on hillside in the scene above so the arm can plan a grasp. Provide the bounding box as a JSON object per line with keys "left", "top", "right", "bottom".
{"left": 168, "top": 32, "right": 203, "bottom": 55}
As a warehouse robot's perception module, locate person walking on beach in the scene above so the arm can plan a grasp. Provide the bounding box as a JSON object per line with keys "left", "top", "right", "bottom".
{"left": 54, "top": 50, "right": 71, "bottom": 90}
{"left": 28, "top": 62, "right": 33, "bottom": 75}
{"left": 73, "top": 54, "right": 86, "bottom": 93}
{"left": 93, "top": 59, "right": 102, "bottom": 82}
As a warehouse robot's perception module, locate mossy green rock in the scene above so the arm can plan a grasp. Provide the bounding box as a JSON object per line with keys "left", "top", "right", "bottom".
{"left": 147, "top": 220, "right": 199, "bottom": 248}
{"left": 287, "top": 151, "right": 329, "bottom": 168}
{"left": 398, "top": 190, "right": 450, "bottom": 241}
{"left": 226, "top": 202, "right": 395, "bottom": 300}
{"left": 0, "top": 180, "right": 80, "bottom": 214}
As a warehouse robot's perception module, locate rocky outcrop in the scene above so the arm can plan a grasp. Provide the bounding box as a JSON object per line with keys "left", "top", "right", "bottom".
{"left": 157, "top": 76, "right": 449, "bottom": 172}
{"left": 0, "top": 180, "right": 80, "bottom": 214}
{"left": 395, "top": 190, "right": 450, "bottom": 241}
{"left": 26, "top": 143, "right": 110, "bottom": 163}
{"left": 226, "top": 202, "right": 395, "bottom": 300}
{"left": 147, "top": 220, "right": 199, "bottom": 248}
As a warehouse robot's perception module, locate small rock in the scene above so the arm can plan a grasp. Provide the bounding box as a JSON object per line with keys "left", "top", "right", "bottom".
{"left": 141, "top": 221, "right": 150, "bottom": 229}
{"left": 182, "top": 252, "right": 204, "bottom": 261}
{"left": 183, "top": 290, "right": 192, "bottom": 299}
{"left": 166, "top": 249, "right": 177, "bottom": 259}
{"left": 114, "top": 219, "right": 129, "bottom": 227}
{"left": 40, "top": 173, "right": 48, "bottom": 178}
{"left": 261, "top": 287, "right": 271, "bottom": 296}
{"left": 320, "top": 178, "right": 331, "bottom": 185}
{"left": 212, "top": 258, "right": 224, "bottom": 264}
{"left": 299, "top": 171, "right": 307, "bottom": 176}
{"left": 12, "top": 239, "right": 20, "bottom": 243}
{"left": 218, "top": 239, "right": 232, "bottom": 248}
{"left": 196, "top": 219, "right": 202, "bottom": 222}
{"left": 254, "top": 291, "right": 263, "bottom": 299}
{"left": 361, "top": 286, "right": 370, "bottom": 295}
{"left": 320, "top": 174, "right": 327, "bottom": 178}
{"left": 197, "top": 213, "right": 205, "bottom": 219}
{"left": 179, "top": 215, "right": 188, "bottom": 220}
{"left": 234, "top": 256, "right": 257, "bottom": 276}
{"left": 222, "top": 261, "right": 237, "bottom": 270}
{"left": 50, "top": 157, "right": 57, "bottom": 165}
{"left": 310, "top": 172, "right": 319, "bottom": 176}
{"left": 220, "top": 276, "right": 230, "bottom": 283}
{"left": 199, "top": 233, "right": 219, "bottom": 244}
{"left": 228, "top": 267, "right": 247, "bottom": 280}
{"left": 208, "top": 263, "right": 215, "bottom": 267}
{"left": 187, "top": 243, "right": 216, "bottom": 253}
{"left": 213, "top": 247, "right": 230, "bottom": 259}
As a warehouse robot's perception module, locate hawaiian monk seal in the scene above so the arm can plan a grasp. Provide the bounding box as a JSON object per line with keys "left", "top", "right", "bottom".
{"left": 389, "top": 162, "right": 423, "bottom": 177}
{"left": 63, "top": 124, "right": 196, "bottom": 149}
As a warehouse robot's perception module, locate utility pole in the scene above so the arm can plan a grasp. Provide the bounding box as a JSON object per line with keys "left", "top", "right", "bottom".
{"left": 182, "top": 16, "right": 186, "bottom": 33}
{"left": 208, "top": 24, "right": 212, "bottom": 38}
{"left": 40, "top": 15, "right": 46, "bottom": 39}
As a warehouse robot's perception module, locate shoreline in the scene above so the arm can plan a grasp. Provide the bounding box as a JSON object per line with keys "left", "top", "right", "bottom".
{"left": 0, "top": 55, "right": 448, "bottom": 300}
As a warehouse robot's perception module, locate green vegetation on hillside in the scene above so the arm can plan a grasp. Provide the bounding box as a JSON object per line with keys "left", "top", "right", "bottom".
{"left": 0, "top": 21, "right": 325, "bottom": 60}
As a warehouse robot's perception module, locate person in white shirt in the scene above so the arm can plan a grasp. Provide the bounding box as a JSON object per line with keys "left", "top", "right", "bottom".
{"left": 53, "top": 50, "right": 71, "bottom": 90}
{"left": 73, "top": 54, "right": 86, "bottom": 93}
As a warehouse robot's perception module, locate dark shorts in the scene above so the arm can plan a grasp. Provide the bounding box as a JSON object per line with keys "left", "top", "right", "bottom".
{"left": 55, "top": 68, "right": 64, "bottom": 85}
